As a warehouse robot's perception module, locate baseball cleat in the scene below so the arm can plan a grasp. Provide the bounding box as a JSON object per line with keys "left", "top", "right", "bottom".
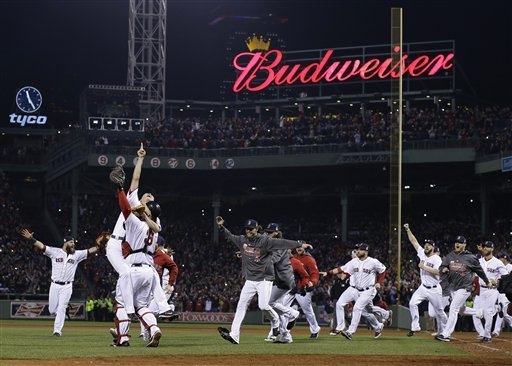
{"left": 491, "top": 332, "right": 499, "bottom": 338}
{"left": 435, "top": 334, "right": 450, "bottom": 342}
{"left": 218, "top": 327, "right": 239, "bottom": 344}
{"left": 385, "top": 310, "right": 393, "bottom": 326}
{"left": 159, "top": 310, "right": 180, "bottom": 321}
{"left": 407, "top": 330, "right": 415, "bottom": 337}
{"left": 146, "top": 330, "right": 162, "bottom": 347}
{"left": 310, "top": 332, "right": 319, "bottom": 339}
{"left": 481, "top": 337, "right": 491, "bottom": 343}
{"left": 340, "top": 330, "right": 352, "bottom": 340}
{"left": 374, "top": 328, "right": 383, "bottom": 339}
{"left": 111, "top": 341, "right": 130, "bottom": 347}
{"left": 264, "top": 335, "right": 277, "bottom": 342}
{"left": 53, "top": 332, "right": 61, "bottom": 337}
{"left": 329, "top": 330, "right": 342, "bottom": 336}
{"left": 286, "top": 310, "right": 300, "bottom": 330}
{"left": 274, "top": 337, "right": 293, "bottom": 344}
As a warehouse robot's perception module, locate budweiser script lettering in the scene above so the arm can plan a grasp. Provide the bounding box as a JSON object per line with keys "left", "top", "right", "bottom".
{"left": 233, "top": 46, "right": 454, "bottom": 92}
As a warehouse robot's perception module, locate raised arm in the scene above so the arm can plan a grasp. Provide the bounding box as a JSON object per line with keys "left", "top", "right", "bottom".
{"left": 20, "top": 228, "right": 45, "bottom": 251}
{"left": 129, "top": 143, "right": 146, "bottom": 193}
{"left": 404, "top": 223, "right": 421, "bottom": 251}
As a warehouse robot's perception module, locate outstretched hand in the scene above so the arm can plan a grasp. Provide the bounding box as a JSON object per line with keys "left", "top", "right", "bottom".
{"left": 20, "top": 228, "right": 34, "bottom": 240}
{"left": 137, "top": 143, "right": 146, "bottom": 158}
{"left": 216, "top": 216, "right": 224, "bottom": 227}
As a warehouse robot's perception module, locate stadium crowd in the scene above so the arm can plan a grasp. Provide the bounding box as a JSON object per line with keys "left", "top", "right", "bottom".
{"left": 1, "top": 104, "right": 511, "bottom": 324}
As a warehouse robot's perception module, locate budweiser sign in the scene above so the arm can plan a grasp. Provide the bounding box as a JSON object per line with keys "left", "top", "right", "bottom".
{"left": 233, "top": 46, "right": 454, "bottom": 92}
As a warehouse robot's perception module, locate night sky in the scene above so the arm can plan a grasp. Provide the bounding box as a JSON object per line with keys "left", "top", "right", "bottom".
{"left": 1, "top": 0, "right": 511, "bottom": 121}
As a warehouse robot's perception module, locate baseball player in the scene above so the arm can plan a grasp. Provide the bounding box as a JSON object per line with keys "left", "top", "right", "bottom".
{"left": 111, "top": 188, "right": 163, "bottom": 347}
{"left": 403, "top": 223, "right": 447, "bottom": 337}
{"left": 322, "top": 242, "right": 387, "bottom": 340}
{"left": 264, "top": 223, "right": 304, "bottom": 343}
{"left": 20, "top": 229, "right": 100, "bottom": 336}
{"left": 106, "top": 144, "right": 174, "bottom": 320}
{"left": 216, "top": 216, "right": 312, "bottom": 345}
{"left": 427, "top": 246, "right": 450, "bottom": 336}
{"left": 293, "top": 246, "right": 322, "bottom": 338}
{"left": 466, "top": 241, "right": 507, "bottom": 342}
{"left": 139, "top": 235, "right": 179, "bottom": 339}
{"left": 435, "top": 235, "right": 492, "bottom": 342}
{"left": 492, "top": 253, "right": 512, "bottom": 337}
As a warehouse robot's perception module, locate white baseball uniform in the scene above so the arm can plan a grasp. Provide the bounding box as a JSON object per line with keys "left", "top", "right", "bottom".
{"left": 106, "top": 189, "right": 141, "bottom": 314}
{"left": 493, "top": 262, "right": 512, "bottom": 336}
{"left": 408, "top": 246, "right": 447, "bottom": 333}
{"left": 44, "top": 246, "right": 88, "bottom": 335}
{"left": 113, "top": 191, "right": 161, "bottom": 346}
{"left": 334, "top": 256, "right": 386, "bottom": 335}
{"left": 470, "top": 256, "right": 507, "bottom": 338}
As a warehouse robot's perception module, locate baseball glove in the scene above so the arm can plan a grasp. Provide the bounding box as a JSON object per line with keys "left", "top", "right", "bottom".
{"left": 109, "top": 165, "right": 125, "bottom": 189}
{"left": 131, "top": 204, "right": 146, "bottom": 216}
{"left": 95, "top": 231, "right": 111, "bottom": 253}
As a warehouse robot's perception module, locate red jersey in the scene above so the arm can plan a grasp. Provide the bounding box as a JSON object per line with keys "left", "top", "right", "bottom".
{"left": 153, "top": 249, "right": 178, "bottom": 286}
{"left": 295, "top": 252, "right": 320, "bottom": 285}
{"left": 291, "top": 256, "right": 310, "bottom": 291}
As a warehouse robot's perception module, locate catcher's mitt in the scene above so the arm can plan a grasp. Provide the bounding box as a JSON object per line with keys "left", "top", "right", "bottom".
{"left": 95, "top": 231, "right": 111, "bottom": 253}
{"left": 109, "top": 165, "right": 125, "bottom": 189}
{"left": 131, "top": 204, "right": 146, "bottom": 216}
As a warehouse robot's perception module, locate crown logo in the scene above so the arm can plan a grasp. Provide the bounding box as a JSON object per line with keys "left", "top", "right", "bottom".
{"left": 245, "top": 34, "right": 271, "bottom": 52}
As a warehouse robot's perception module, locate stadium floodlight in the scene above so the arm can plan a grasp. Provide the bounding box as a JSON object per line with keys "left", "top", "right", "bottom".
{"left": 117, "top": 119, "right": 130, "bottom": 130}
{"left": 103, "top": 118, "right": 116, "bottom": 130}
{"left": 88, "top": 117, "right": 102, "bottom": 130}
{"left": 131, "top": 119, "right": 143, "bottom": 131}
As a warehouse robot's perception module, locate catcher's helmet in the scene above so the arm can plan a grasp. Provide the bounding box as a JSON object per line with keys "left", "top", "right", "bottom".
{"left": 146, "top": 201, "right": 161, "bottom": 219}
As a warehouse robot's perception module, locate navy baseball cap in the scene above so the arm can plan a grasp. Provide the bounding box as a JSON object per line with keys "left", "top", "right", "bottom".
{"left": 355, "top": 243, "right": 369, "bottom": 251}
{"left": 63, "top": 235, "right": 75, "bottom": 243}
{"left": 424, "top": 239, "right": 436, "bottom": 247}
{"left": 455, "top": 235, "right": 466, "bottom": 244}
{"left": 499, "top": 254, "right": 510, "bottom": 261}
{"left": 244, "top": 219, "right": 258, "bottom": 229}
{"left": 482, "top": 240, "right": 494, "bottom": 248}
{"left": 265, "top": 223, "right": 280, "bottom": 232}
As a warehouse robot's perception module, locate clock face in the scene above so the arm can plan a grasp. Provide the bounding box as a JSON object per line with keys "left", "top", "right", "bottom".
{"left": 16, "top": 86, "right": 43, "bottom": 113}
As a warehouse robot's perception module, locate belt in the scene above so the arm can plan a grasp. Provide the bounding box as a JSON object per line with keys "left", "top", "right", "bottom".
{"left": 423, "top": 284, "right": 438, "bottom": 289}
{"left": 110, "top": 234, "right": 124, "bottom": 240}
{"left": 131, "top": 263, "right": 152, "bottom": 267}
{"left": 352, "top": 286, "right": 371, "bottom": 291}
{"left": 52, "top": 280, "right": 72, "bottom": 285}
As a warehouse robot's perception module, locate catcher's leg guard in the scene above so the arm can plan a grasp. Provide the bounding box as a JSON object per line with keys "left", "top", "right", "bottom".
{"left": 137, "top": 307, "right": 160, "bottom": 338}
{"left": 113, "top": 303, "right": 131, "bottom": 345}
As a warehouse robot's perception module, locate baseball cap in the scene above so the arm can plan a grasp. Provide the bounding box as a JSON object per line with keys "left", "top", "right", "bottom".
{"left": 157, "top": 235, "right": 165, "bottom": 246}
{"left": 265, "top": 223, "right": 280, "bottom": 232}
{"left": 244, "top": 219, "right": 258, "bottom": 229}
{"left": 499, "top": 254, "right": 510, "bottom": 261}
{"left": 63, "top": 235, "right": 75, "bottom": 243}
{"left": 482, "top": 240, "right": 494, "bottom": 248}
{"left": 355, "top": 242, "right": 369, "bottom": 251}
{"left": 455, "top": 235, "right": 466, "bottom": 244}
{"left": 424, "top": 239, "right": 436, "bottom": 247}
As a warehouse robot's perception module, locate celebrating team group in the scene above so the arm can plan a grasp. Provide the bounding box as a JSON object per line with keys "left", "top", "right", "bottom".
{"left": 20, "top": 144, "right": 512, "bottom": 346}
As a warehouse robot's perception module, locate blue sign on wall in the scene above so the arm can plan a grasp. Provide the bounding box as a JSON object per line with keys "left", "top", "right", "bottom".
{"left": 502, "top": 156, "right": 512, "bottom": 172}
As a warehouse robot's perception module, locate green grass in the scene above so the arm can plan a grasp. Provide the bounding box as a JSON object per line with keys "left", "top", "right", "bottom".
{"left": 0, "top": 319, "right": 466, "bottom": 360}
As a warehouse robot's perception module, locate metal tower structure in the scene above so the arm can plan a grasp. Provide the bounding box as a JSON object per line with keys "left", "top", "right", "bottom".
{"left": 127, "top": 0, "right": 167, "bottom": 122}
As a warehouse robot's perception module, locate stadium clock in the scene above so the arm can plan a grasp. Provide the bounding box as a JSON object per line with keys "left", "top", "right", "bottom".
{"left": 16, "top": 86, "right": 43, "bottom": 113}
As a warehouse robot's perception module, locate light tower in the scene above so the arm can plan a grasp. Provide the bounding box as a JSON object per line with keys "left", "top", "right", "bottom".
{"left": 127, "top": 0, "right": 167, "bottom": 122}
